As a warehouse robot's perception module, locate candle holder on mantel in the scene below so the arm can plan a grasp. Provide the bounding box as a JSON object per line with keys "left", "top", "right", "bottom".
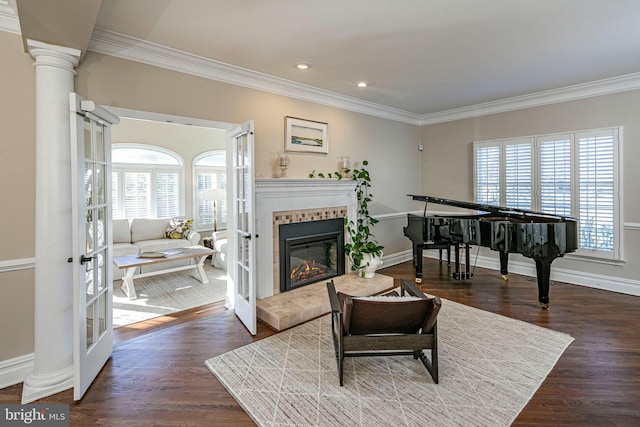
{"left": 278, "top": 151, "right": 290, "bottom": 178}
{"left": 338, "top": 156, "right": 351, "bottom": 177}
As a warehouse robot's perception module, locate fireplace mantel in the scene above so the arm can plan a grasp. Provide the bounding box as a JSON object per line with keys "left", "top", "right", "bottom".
{"left": 255, "top": 178, "right": 357, "bottom": 299}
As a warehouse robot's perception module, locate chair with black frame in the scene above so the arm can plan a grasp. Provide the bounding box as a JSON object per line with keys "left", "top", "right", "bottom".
{"left": 326, "top": 279, "right": 442, "bottom": 386}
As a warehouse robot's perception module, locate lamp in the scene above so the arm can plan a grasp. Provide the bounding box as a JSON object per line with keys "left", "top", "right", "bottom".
{"left": 203, "top": 188, "right": 226, "bottom": 231}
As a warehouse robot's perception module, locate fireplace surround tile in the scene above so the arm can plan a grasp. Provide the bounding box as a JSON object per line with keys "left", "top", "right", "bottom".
{"left": 274, "top": 207, "right": 347, "bottom": 295}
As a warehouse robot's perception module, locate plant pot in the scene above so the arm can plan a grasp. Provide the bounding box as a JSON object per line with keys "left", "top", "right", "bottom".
{"left": 357, "top": 252, "right": 383, "bottom": 279}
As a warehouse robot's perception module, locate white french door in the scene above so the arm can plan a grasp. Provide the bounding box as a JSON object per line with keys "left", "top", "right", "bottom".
{"left": 70, "top": 93, "right": 119, "bottom": 400}
{"left": 230, "top": 121, "right": 256, "bottom": 335}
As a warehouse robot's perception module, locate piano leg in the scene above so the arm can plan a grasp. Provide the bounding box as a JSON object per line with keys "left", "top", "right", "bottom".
{"left": 499, "top": 251, "right": 509, "bottom": 281}
{"left": 414, "top": 243, "right": 423, "bottom": 283}
{"left": 534, "top": 258, "right": 552, "bottom": 310}
{"left": 452, "top": 244, "right": 461, "bottom": 279}
{"left": 451, "top": 243, "right": 472, "bottom": 280}
{"left": 464, "top": 243, "right": 471, "bottom": 279}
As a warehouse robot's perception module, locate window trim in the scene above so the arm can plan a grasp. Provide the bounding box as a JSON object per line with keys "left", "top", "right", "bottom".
{"left": 473, "top": 127, "right": 622, "bottom": 261}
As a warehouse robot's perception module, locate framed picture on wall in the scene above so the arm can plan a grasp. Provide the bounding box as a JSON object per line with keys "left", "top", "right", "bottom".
{"left": 285, "top": 116, "right": 329, "bottom": 154}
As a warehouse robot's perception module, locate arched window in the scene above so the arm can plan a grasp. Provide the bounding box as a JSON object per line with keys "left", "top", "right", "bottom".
{"left": 112, "top": 144, "right": 184, "bottom": 220}
{"left": 193, "top": 150, "right": 227, "bottom": 231}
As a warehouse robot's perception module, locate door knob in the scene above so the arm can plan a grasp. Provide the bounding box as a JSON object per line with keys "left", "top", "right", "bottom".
{"left": 80, "top": 254, "right": 97, "bottom": 265}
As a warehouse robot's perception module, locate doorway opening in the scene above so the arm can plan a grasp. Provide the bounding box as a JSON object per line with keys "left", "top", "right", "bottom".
{"left": 108, "top": 109, "right": 237, "bottom": 329}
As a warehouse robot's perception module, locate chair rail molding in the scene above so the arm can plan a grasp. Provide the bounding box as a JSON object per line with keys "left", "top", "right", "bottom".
{"left": 0, "top": 257, "right": 35, "bottom": 273}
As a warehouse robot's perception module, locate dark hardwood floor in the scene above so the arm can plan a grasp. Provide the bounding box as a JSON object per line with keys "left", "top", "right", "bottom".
{"left": 1, "top": 258, "right": 639, "bottom": 426}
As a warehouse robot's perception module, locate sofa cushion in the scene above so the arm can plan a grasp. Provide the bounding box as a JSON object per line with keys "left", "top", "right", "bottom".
{"left": 113, "top": 242, "right": 138, "bottom": 257}
{"left": 165, "top": 218, "right": 193, "bottom": 239}
{"left": 113, "top": 219, "right": 131, "bottom": 244}
{"left": 135, "top": 238, "right": 195, "bottom": 252}
{"left": 131, "top": 218, "right": 171, "bottom": 242}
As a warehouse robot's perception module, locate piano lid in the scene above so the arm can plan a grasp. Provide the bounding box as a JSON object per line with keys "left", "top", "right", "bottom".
{"left": 408, "top": 195, "right": 578, "bottom": 222}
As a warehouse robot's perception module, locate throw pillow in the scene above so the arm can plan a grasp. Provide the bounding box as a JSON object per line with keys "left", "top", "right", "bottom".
{"left": 165, "top": 218, "right": 193, "bottom": 239}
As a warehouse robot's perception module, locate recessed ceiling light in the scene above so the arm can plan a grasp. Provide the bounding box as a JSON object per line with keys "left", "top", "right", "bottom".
{"left": 296, "top": 63, "right": 311, "bottom": 70}
{"left": 357, "top": 81, "right": 368, "bottom": 88}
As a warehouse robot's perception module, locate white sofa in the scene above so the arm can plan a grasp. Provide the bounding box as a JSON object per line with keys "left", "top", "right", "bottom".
{"left": 211, "top": 230, "right": 227, "bottom": 270}
{"left": 112, "top": 218, "right": 201, "bottom": 280}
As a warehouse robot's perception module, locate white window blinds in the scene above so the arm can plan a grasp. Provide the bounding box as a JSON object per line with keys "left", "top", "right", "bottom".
{"left": 156, "top": 172, "right": 180, "bottom": 218}
{"left": 111, "top": 145, "right": 184, "bottom": 220}
{"left": 193, "top": 151, "right": 227, "bottom": 231}
{"left": 505, "top": 139, "right": 532, "bottom": 209}
{"left": 539, "top": 135, "right": 572, "bottom": 216}
{"left": 475, "top": 143, "right": 500, "bottom": 205}
{"left": 123, "top": 172, "right": 151, "bottom": 219}
{"left": 474, "top": 127, "right": 620, "bottom": 260}
{"left": 577, "top": 129, "right": 617, "bottom": 252}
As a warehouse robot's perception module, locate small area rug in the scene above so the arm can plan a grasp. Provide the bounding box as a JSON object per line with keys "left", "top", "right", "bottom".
{"left": 205, "top": 298, "right": 573, "bottom": 426}
{"left": 113, "top": 265, "right": 228, "bottom": 327}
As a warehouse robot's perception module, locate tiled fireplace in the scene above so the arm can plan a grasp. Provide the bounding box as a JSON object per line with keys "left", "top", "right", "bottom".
{"left": 254, "top": 178, "right": 357, "bottom": 299}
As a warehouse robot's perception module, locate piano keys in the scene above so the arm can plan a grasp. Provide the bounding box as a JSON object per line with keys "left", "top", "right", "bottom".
{"left": 403, "top": 195, "right": 578, "bottom": 309}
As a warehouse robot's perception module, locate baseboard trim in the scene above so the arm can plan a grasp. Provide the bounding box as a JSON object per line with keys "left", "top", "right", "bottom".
{"left": 381, "top": 250, "right": 413, "bottom": 268}
{"left": 384, "top": 249, "right": 640, "bottom": 297}
{"left": 0, "top": 353, "right": 33, "bottom": 390}
{"left": 21, "top": 366, "right": 74, "bottom": 404}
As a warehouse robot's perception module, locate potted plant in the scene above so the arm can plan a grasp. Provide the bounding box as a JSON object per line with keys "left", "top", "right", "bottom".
{"left": 343, "top": 161, "right": 384, "bottom": 278}
{"left": 309, "top": 160, "right": 384, "bottom": 278}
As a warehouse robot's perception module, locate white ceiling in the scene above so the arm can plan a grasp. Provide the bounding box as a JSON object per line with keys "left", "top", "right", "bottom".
{"left": 92, "top": 0, "right": 640, "bottom": 116}
{"left": 5, "top": 0, "right": 640, "bottom": 120}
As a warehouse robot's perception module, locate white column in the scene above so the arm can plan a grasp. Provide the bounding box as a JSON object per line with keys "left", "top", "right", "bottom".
{"left": 22, "top": 40, "right": 80, "bottom": 404}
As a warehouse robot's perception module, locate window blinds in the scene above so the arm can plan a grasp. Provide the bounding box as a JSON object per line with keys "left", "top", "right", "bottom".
{"left": 474, "top": 127, "right": 619, "bottom": 258}
{"left": 577, "top": 130, "right": 616, "bottom": 251}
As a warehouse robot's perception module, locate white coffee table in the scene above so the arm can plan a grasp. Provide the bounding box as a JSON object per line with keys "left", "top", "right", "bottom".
{"left": 113, "top": 246, "right": 214, "bottom": 299}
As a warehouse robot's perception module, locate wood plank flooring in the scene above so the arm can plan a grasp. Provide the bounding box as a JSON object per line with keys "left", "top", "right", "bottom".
{"left": 1, "top": 258, "right": 639, "bottom": 426}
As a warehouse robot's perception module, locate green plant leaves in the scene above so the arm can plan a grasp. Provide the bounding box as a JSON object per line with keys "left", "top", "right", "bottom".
{"left": 309, "top": 160, "right": 384, "bottom": 271}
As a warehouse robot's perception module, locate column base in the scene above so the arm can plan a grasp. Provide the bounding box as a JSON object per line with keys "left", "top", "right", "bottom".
{"left": 21, "top": 366, "right": 73, "bottom": 404}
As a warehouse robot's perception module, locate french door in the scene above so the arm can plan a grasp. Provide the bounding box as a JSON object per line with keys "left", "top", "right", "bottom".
{"left": 70, "top": 93, "right": 119, "bottom": 400}
{"left": 230, "top": 121, "right": 256, "bottom": 335}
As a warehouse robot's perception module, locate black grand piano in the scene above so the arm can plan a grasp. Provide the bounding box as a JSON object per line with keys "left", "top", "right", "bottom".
{"left": 403, "top": 195, "right": 578, "bottom": 309}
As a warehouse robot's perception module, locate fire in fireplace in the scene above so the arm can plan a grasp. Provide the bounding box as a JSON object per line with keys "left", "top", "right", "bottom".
{"left": 279, "top": 218, "right": 345, "bottom": 292}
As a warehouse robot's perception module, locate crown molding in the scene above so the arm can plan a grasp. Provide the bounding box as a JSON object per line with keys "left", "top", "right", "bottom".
{"left": 0, "top": 0, "right": 19, "bottom": 34}
{"left": 4, "top": 20, "right": 639, "bottom": 126}
{"left": 419, "top": 72, "right": 640, "bottom": 125}
{"left": 88, "top": 28, "right": 422, "bottom": 125}
{"left": 88, "top": 28, "right": 640, "bottom": 127}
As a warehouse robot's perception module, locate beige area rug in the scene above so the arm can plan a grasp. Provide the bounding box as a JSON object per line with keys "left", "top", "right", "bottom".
{"left": 113, "top": 264, "right": 228, "bottom": 328}
{"left": 205, "top": 299, "right": 574, "bottom": 427}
